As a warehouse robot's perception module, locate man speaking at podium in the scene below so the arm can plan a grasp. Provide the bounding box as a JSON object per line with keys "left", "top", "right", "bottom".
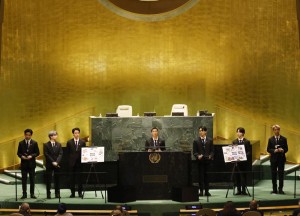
{"left": 145, "top": 127, "right": 166, "bottom": 152}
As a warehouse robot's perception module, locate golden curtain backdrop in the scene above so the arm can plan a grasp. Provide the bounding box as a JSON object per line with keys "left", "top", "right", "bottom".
{"left": 0, "top": 0, "right": 299, "bottom": 166}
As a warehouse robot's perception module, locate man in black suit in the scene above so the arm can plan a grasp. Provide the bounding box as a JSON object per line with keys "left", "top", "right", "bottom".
{"left": 145, "top": 127, "right": 166, "bottom": 152}
{"left": 44, "top": 130, "right": 63, "bottom": 199}
{"left": 66, "top": 127, "right": 86, "bottom": 198}
{"left": 17, "top": 129, "right": 40, "bottom": 199}
{"left": 232, "top": 127, "right": 251, "bottom": 195}
{"left": 193, "top": 126, "right": 214, "bottom": 196}
{"left": 267, "top": 124, "right": 288, "bottom": 194}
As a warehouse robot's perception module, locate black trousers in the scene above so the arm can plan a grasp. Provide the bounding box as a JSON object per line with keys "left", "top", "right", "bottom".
{"left": 69, "top": 163, "right": 83, "bottom": 194}
{"left": 45, "top": 166, "right": 60, "bottom": 195}
{"left": 21, "top": 168, "right": 35, "bottom": 195}
{"left": 234, "top": 162, "right": 248, "bottom": 192}
{"left": 197, "top": 160, "right": 211, "bottom": 192}
{"left": 270, "top": 160, "right": 285, "bottom": 191}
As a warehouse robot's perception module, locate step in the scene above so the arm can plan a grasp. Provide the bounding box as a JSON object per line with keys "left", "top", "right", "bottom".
{"left": 4, "top": 170, "right": 22, "bottom": 179}
{"left": 4, "top": 167, "right": 44, "bottom": 179}
{"left": 286, "top": 170, "right": 300, "bottom": 180}
{"left": 2, "top": 167, "right": 45, "bottom": 185}
{"left": 252, "top": 159, "right": 261, "bottom": 166}
{"left": 257, "top": 161, "right": 298, "bottom": 180}
{"left": 36, "top": 159, "right": 44, "bottom": 168}
{"left": 260, "top": 154, "right": 270, "bottom": 163}
{"left": 284, "top": 164, "right": 300, "bottom": 175}
{"left": 0, "top": 174, "right": 21, "bottom": 185}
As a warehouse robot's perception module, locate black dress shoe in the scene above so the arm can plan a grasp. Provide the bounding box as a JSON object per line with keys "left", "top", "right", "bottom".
{"left": 30, "top": 194, "right": 37, "bottom": 199}
{"left": 70, "top": 194, "right": 75, "bottom": 198}
{"left": 235, "top": 192, "right": 241, "bottom": 195}
{"left": 278, "top": 190, "right": 285, "bottom": 194}
{"left": 20, "top": 194, "right": 27, "bottom": 199}
{"left": 47, "top": 194, "right": 51, "bottom": 199}
{"left": 271, "top": 191, "right": 277, "bottom": 194}
{"left": 55, "top": 194, "right": 61, "bottom": 198}
{"left": 78, "top": 193, "right": 83, "bottom": 198}
{"left": 241, "top": 191, "right": 248, "bottom": 195}
{"left": 204, "top": 192, "right": 211, "bottom": 196}
{"left": 199, "top": 191, "right": 203, "bottom": 197}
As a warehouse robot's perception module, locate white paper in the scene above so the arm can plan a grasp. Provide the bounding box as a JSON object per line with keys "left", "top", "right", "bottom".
{"left": 222, "top": 145, "right": 247, "bottom": 163}
{"left": 81, "top": 147, "right": 105, "bottom": 163}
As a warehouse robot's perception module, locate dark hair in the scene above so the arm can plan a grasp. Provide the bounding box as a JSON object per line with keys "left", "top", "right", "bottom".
{"left": 72, "top": 127, "right": 80, "bottom": 134}
{"left": 57, "top": 203, "right": 67, "bottom": 214}
{"left": 236, "top": 127, "right": 245, "bottom": 134}
{"left": 222, "top": 201, "right": 239, "bottom": 216}
{"left": 24, "top": 129, "right": 33, "bottom": 135}
{"left": 249, "top": 200, "right": 258, "bottom": 210}
{"left": 151, "top": 127, "right": 158, "bottom": 132}
{"left": 198, "top": 126, "right": 207, "bottom": 131}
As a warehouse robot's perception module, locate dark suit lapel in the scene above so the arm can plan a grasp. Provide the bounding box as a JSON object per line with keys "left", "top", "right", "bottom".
{"left": 157, "top": 138, "right": 161, "bottom": 147}
{"left": 197, "top": 138, "right": 203, "bottom": 154}
{"left": 78, "top": 139, "right": 82, "bottom": 148}
{"left": 150, "top": 139, "right": 154, "bottom": 147}
{"left": 72, "top": 139, "right": 76, "bottom": 150}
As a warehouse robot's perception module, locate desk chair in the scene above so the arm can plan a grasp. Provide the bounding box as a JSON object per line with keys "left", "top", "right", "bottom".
{"left": 171, "top": 104, "right": 188, "bottom": 116}
{"left": 116, "top": 105, "right": 132, "bottom": 117}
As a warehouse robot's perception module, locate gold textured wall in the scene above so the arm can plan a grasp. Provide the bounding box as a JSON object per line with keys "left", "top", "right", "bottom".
{"left": 0, "top": 0, "right": 299, "bottom": 168}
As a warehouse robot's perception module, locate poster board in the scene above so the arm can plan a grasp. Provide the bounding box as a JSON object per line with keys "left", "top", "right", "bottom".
{"left": 222, "top": 145, "right": 247, "bottom": 163}
{"left": 81, "top": 146, "right": 105, "bottom": 163}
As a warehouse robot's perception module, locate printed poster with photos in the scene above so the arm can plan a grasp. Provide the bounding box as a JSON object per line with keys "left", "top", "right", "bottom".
{"left": 81, "top": 147, "right": 105, "bottom": 163}
{"left": 222, "top": 145, "right": 247, "bottom": 163}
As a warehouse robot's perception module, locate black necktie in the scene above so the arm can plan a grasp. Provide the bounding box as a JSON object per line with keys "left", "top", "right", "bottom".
{"left": 26, "top": 141, "right": 29, "bottom": 152}
{"left": 276, "top": 137, "right": 279, "bottom": 144}
{"left": 154, "top": 140, "right": 157, "bottom": 147}
{"left": 75, "top": 140, "right": 78, "bottom": 150}
{"left": 202, "top": 139, "right": 205, "bottom": 149}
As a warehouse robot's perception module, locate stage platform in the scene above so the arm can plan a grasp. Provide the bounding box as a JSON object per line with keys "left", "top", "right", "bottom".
{"left": 0, "top": 180, "right": 299, "bottom": 216}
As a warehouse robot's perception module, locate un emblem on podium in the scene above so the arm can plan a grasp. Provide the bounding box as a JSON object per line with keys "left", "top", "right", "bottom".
{"left": 149, "top": 153, "right": 161, "bottom": 164}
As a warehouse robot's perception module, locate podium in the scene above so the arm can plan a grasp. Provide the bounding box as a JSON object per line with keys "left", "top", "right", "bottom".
{"left": 118, "top": 151, "right": 192, "bottom": 200}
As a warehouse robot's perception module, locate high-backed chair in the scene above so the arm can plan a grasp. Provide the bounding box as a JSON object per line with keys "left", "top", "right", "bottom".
{"left": 171, "top": 104, "right": 188, "bottom": 116}
{"left": 116, "top": 105, "right": 133, "bottom": 117}
{"left": 196, "top": 208, "right": 216, "bottom": 216}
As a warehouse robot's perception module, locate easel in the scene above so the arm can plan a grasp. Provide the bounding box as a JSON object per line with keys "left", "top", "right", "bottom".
{"left": 82, "top": 162, "right": 104, "bottom": 200}
{"left": 225, "top": 161, "right": 251, "bottom": 198}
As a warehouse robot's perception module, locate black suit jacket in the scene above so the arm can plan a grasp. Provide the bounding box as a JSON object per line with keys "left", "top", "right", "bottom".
{"left": 193, "top": 137, "right": 214, "bottom": 160}
{"left": 145, "top": 138, "right": 166, "bottom": 151}
{"left": 267, "top": 135, "right": 288, "bottom": 163}
{"left": 43, "top": 141, "right": 63, "bottom": 169}
{"left": 17, "top": 139, "right": 40, "bottom": 169}
{"left": 232, "top": 138, "right": 251, "bottom": 162}
{"left": 66, "top": 138, "right": 86, "bottom": 167}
